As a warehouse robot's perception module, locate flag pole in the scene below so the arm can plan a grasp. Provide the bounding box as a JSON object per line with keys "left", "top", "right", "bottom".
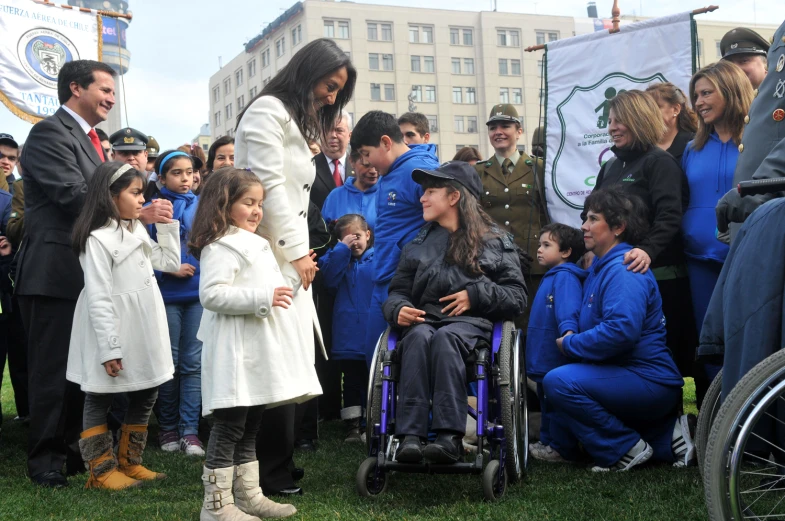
{"left": 34, "top": 0, "right": 133, "bottom": 20}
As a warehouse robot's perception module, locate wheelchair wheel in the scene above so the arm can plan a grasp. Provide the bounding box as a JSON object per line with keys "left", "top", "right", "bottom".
{"left": 696, "top": 368, "right": 722, "bottom": 478}
{"left": 482, "top": 459, "right": 507, "bottom": 501}
{"left": 704, "top": 349, "right": 785, "bottom": 521}
{"left": 357, "top": 457, "right": 388, "bottom": 497}
{"left": 366, "top": 329, "right": 389, "bottom": 453}
{"left": 498, "top": 321, "right": 527, "bottom": 483}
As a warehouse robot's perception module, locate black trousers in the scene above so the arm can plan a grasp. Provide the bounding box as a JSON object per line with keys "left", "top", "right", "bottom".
{"left": 18, "top": 295, "right": 84, "bottom": 477}
{"left": 396, "top": 321, "right": 489, "bottom": 438}
{"left": 256, "top": 403, "right": 297, "bottom": 494}
{"left": 0, "top": 296, "right": 29, "bottom": 421}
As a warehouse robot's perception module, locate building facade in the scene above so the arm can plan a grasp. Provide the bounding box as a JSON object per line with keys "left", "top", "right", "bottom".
{"left": 208, "top": 0, "right": 777, "bottom": 160}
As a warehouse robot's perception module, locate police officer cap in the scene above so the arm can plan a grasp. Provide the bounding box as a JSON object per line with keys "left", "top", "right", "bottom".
{"left": 412, "top": 161, "right": 484, "bottom": 200}
{"left": 146, "top": 136, "right": 160, "bottom": 158}
{"left": 486, "top": 104, "right": 521, "bottom": 126}
{"left": 110, "top": 127, "right": 149, "bottom": 151}
{"left": 721, "top": 27, "right": 769, "bottom": 59}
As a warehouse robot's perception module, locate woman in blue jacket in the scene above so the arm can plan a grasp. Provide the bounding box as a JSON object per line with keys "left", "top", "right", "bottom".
{"left": 322, "top": 150, "right": 380, "bottom": 229}
{"left": 318, "top": 214, "right": 375, "bottom": 442}
{"left": 544, "top": 188, "right": 693, "bottom": 471}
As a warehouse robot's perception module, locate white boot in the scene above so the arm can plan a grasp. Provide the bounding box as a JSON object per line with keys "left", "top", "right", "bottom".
{"left": 233, "top": 461, "right": 297, "bottom": 519}
{"left": 201, "top": 466, "right": 261, "bottom": 521}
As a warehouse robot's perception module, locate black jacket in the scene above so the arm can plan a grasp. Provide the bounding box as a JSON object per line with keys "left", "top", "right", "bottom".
{"left": 667, "top": 130, "right": 695, "bottom": 166}
{"left": 311, "top": 153, "right": 354, "bottom": 210}
{"left": 383, "top": 223, "right": 527, "bottom": 332}
{"left": 585, "top": 145, "right": 688, "bottom": 268}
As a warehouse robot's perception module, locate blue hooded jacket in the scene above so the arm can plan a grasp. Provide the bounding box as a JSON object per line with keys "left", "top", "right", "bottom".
{"left": 145, "top": 191, "right": 200, "bottom": 304}
{"left": 561, "top": 243, "right": 683, "bottom": 387}
{"left": 318, "top": 243, "right": 375, "bottom": 361}
{"left": 322, "top": 177, "right": 380, "bottom": 230}
{"left": 681, "top": 134, "right": 737, "bottom": 263}
{"left": 372, "top": 144, "right": 439, "bottom": 285}
{"left": 526, "top": 262, "right": 587, "bottom": 381}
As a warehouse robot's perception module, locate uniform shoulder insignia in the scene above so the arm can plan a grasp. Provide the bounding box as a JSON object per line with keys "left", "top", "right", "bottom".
{"left": 412, "top": 222, "right": 436, "bottom": 244}
{"left": 9, "top": 212, "right": 18, "bottom": 218}
{"left": 524, "top": 159, "right": 533, "bottom": 166}
{"left": 485, "top": 160, "right": 493, "bottom": 167}
{"left": 501, "top": 232, "right": 516, "bottom": 250}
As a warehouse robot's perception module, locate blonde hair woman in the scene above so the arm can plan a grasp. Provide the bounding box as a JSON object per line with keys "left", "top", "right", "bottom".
{"left": 646, "top": 82, "right": 698, "bottom": 163}
{"left": 582, "top": 89, "right": 697, "bottom": 393}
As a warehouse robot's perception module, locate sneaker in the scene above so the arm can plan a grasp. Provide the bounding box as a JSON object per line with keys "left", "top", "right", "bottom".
{"left": 672, "top": 414, "right": 697, "bottom": 468}
{"left": 158, "top": 430, "right": 179, "bottom": 452}
{"left": 592, "top": 439, "right": 653, "bottom": 472}
{"left": 180, "top": 434, "right": 205, "bottom": 456}
{"left": 530, "top": 442, "right": 567, "bottom": 463}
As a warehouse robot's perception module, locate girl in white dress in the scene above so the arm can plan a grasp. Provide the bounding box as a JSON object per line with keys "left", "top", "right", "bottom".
{"left": 68, "top": 162, "right": 180, "bottom": 490}
{"left": 189, "top": 167, "right": 321, "bottom": 521}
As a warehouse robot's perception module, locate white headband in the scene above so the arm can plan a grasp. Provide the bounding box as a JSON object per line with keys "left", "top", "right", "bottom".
{"left": 109, "top": 163, "right": 134, "bottom": 185}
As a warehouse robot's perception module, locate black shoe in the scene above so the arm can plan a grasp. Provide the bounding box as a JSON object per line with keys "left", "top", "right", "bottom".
{"left": 30, "top": 470, "right": 68, "bottom": 488}
{"left": 395, "top": 435, "right": 423, "bottom": 463}
{"left": 268, "top": 486, "right": 303, "bottom": 497}
{"left": 291, "top": 467, "right": 304, "bottom": 482}
{"left": 295, "top": 438, "right": 316, "bottom": 452}
{"left": 423, "top": 432, "right": 464, "bottom": 464}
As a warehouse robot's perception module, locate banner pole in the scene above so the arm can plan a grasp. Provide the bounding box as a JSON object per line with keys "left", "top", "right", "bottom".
{"left": 34, "top": 0, "right": 132, "bottom": 20}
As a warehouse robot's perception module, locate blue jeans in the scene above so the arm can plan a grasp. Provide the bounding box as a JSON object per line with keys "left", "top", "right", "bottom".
{"left": 158, "top": 301, "right": 203, "bottom": 437}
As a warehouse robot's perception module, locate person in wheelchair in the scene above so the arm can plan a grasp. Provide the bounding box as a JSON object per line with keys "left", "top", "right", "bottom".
{"left": 382, "top": 161, "right": 527, "bottom": 464}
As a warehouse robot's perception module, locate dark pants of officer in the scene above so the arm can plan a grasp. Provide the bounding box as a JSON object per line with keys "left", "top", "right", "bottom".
{"left": 396, "top": 321, "right": 489, "bottom": 438}
{"left": 257, "top": 403, "right": 298, "bottom": 494}
{"left": 0, "top": 296, "right": 29, "bottom": 420}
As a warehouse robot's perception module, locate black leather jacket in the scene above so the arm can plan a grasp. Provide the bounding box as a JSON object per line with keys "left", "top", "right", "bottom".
{"left": 383, "top": 223, "right": 527, "bottom": 332}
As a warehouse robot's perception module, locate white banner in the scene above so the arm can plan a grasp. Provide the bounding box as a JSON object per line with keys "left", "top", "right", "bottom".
{"left": 544, "top": 12, "right": 694, "bottom": 227}
{"left": 0, "top": 0, "right": 101, "bottom": 123}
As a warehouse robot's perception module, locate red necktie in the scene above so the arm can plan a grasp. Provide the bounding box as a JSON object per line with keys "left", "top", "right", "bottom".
{"left": 332, "top": 158, "right": 343, "bottom": 187}
{"left": 88, "top": 128, "right": 105, "bottom": 162}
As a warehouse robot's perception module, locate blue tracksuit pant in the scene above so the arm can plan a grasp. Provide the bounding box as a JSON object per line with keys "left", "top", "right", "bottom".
{"left": 543, "top": 363, "right": 680, "bottom": 467}
{"left": 364, "top": 282, "right": 390, "bottom": 369}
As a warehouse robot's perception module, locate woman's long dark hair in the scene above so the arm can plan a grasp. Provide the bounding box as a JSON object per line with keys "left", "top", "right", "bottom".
{"left": 236, "top": 38, "right": 357, "bottom": 144}
{"left": 421, "top": 178, "right": 500, "bottom": 277}
{"left": 72, "top": 161, "right": 147, "bottom": 254}
{"left": 188, "top": 167, "right": 263, "bottom": 260}
{"left": 206, "top": 136, "right": 234, "bottom": 172}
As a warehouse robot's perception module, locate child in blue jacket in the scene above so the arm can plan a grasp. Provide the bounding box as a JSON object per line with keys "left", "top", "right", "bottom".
{"left": 318, "top": 214, "right": 375, "bottom": 442}
{"left": 526, "top": 223, "right": 586, "bottom": 461}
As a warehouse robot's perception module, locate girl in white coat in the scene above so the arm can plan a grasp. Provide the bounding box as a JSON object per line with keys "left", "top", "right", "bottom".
{"left": 189, "top": 168, "right": 321, "bottom": 521}
{"left": 68, "top": 162, "right": 181, "bottom": 491}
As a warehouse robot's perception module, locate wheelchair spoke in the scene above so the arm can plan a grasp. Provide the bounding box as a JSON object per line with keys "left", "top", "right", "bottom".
{"left": 740, "top": 450, "right": 785, "bottom": 472}
{"left": 750, "top": 433, "right": 785, "bottom": 463}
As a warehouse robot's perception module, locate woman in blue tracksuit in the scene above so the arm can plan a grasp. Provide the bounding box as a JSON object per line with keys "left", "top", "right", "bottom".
{"left": 318, "top": 214, "right": 375, "bottom": 442}
{"left": 544, "top": 187, "right": 694, "bottom": 472}
{"left": 322, "top": 150, "right": 380, "bottom": 229}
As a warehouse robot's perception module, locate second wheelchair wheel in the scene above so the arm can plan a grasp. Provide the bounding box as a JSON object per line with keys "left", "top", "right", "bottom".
{"left": 482, "top": 459, "right": 507, "bottom": 501}
{"left": 498, "top": 321, "right": 527, "bottom": 483}
{"left": 365, "top": 329, "right": 389, "bottom": 454}
{"left": 357, "top": 457, "right": 388, "bottom": 497}
{"left": 695, "top": 368, "right": 722, "bottom": 479}
{"left": 704, "top": 349, "right": 785, "bottom": 521}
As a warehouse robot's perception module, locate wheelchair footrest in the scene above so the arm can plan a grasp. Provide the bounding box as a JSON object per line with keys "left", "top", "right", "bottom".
{"left": 381, "top": 457, "right": 484, "bottom": 475}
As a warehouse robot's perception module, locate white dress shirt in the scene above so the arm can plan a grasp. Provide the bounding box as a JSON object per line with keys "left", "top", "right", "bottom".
{"left": 61, "top": 105, "right": 92, "bottom": 134}
{"left": 323, "top": 152, "right": 347, "bottom": 182}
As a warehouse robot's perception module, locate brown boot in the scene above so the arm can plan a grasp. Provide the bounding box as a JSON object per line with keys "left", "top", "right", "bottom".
{"left": 79, "top": 424, "right": 142, "bottom": 490}
{"left": 117, "top": 424, "right": 167, "bottom": 481}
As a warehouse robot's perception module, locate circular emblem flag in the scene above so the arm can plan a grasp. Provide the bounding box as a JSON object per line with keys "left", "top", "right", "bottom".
{"left": 17, "top": 28, "right": 80, "bottom": 89}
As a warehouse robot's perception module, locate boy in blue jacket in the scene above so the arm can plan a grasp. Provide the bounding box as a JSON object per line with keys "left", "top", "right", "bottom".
{"left": 525, "top": 223, "right": 586, "bottom": 462}
{"left": 349, "top": 111, "right": 439, "bottom": 368}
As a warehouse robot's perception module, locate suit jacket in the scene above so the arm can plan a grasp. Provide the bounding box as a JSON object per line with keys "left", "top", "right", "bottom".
{"left": 16, "top": 107, "right": 103, "bottom": 299}
{"left": 312, "top": 152, "right": 354, "bottom": 210}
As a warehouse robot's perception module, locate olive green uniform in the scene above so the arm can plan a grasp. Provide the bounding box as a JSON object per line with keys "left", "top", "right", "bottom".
{"left": 6, "top": 178, "right": 24, "bottom": 248}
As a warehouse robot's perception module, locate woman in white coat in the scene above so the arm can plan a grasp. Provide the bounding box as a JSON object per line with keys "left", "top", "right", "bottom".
{"left": 234, "top": 37, "right": 356, "bottom": 496}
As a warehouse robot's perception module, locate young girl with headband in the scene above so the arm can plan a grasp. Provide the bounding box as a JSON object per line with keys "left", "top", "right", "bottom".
{"left": 68, "top": 161, "right": 181, "bottom": 490}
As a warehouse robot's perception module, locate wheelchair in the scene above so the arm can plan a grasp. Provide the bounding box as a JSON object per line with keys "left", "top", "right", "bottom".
{"left": 356, "top": 321, "right": 528, "bottom": 501}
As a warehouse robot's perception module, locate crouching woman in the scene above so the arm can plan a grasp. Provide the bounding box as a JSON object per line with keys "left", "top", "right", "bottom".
{"left": 383, "top": 162, "right": 527, "bottom": 464}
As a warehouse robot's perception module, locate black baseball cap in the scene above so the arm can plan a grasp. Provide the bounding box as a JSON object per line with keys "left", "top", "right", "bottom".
{"left": 412, "top": 161, "right": 483, "bottom": 200}
{"left": 0, "top": 133, "right": 19, "bottom": 148}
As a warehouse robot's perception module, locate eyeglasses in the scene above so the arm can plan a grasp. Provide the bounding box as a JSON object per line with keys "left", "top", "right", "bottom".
{"left": 0, "top": 151, "right": 18, "bottom": 162}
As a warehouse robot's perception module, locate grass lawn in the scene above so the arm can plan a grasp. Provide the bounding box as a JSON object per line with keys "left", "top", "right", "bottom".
{"left": 0, "top": 369, "right": 708, "bottom": 520}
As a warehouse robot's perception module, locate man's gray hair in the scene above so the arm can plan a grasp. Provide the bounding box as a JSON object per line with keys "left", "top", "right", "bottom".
{"left": 336, "top": 110, "right": 353, "bottom": 131}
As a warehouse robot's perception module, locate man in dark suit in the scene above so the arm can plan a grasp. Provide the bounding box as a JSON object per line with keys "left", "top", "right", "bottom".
{"left": 311, "top": 111, "right": 354, "bottom": 210}
{"left": 17, "top": 60, "right": 172, "bottom": 488}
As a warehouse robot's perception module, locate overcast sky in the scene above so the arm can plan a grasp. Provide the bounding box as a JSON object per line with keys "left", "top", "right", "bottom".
{"left": 1, "top": 0, "right": 780, "bottom": 147}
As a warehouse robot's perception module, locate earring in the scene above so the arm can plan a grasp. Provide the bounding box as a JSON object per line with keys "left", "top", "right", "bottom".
{"left": 615, "top": 233, "right": 619, "bottom": 237}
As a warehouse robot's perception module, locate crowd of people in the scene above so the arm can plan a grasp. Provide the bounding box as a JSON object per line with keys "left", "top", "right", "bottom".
{"left": 0, "top": 18, "right": 782, "bottom": 520}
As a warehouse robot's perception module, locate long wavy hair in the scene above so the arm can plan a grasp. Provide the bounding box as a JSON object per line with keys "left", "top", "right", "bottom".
{"left": 236, "top": 38, "right": 357, "bottom": 144}
{"left": 646, "top": 82, "right": 698, "bottom": 134}
{"left": 609, "top": 90, "right": 666, "bottom": 150}
{"left": 689, "top": 60, "right": 753, "bottom": 151}
{"left": 72, "top": 161, "right": 147, "bottom": 254}
{"left": 188, "top": 167, "right": 263, "bottom": 259}
{"left": 421, "top": 178, "right": 500, "bottom": 277}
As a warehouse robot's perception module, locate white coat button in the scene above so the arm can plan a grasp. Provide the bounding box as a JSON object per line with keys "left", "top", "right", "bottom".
{"left": 505, "top": 204, "right": 510, "bottom": 209}
{"left": 242, "top": 249, "right": 250, "bottom": 256}
{"left": 504, "top": 188, "right": 509, "bottom": 193}
{"left": 139, "top": 260, "right": 145, "bottom": 267}
{"left": 263, "top": 245, "right": 269, "bottom": 252}
{"left": 504, "top": 221, "right": 510, "bottom": 226}
{"left": 259, "top": 306, "right": 269, "bottom": 315}
{"left": 112, "top": 249, "right": 119, "bottom": 257}
{"left": 144, "top": 277, "right": 151, "bottom": 286}
{"left": 485, "top": 191, "right": 489, "bottom": 195}
{"left": 110, "top": 336, "right": 119, "bottom": 346}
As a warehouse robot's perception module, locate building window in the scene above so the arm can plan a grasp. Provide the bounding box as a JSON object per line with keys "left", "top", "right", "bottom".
{"left": 381, "top": 23, "right": 392, "bottom": 41}
{"left": 247, "top": 59, "right": 257, "bottom": 78}
{"left": 235, "top": 69, "right": 243, "bottom": 87}
{"left": 223, "top": 78, "right": 231, "bottom": 95}
{"left": 338, "top": 21, "right": 350, "bottom": 39}
{"left": 538, "top": 30, "right": 559, "bottom": 43}
{"left": 500, "top": 88, "right": 509, "bottom": 103}
{"left": 423, "top": 56, "right": 434, "bottom": 73}
{"left": 451, "top": 58, "right": 461, "bottom": 74}
{"left": 213, "top": 86, "right": 220, "bottom": 104}
{"left": 225, "top": 103, "right": 232, "bottom": 120}
{"left": 715, "top": 40, "right": 722, "bottom": 57}
{"left": 512, "top": 88, "right": 522, "bottom": 104}
{"left": 497, "top": 30, "right": 507, "bottom": 46}
{"left": 276, "top": 37, "right": 285, "bottom": 57}
{"left": 409, "top": 26, "right": 419, "bottom": 43}
{"left": 425, "top": 85, "right": 436, "bottom": 102}
{"left": 384, "top": 84, "right": 395, "bottom": 100}
{"left": 411, "top": 85, "right": 422, "bottom": 102}
{"left": 369, "top": 53, "right": 379, "bottom": 70}
{"left": 466, "top": 87, "right": 476, "bottom": 104}
{"left": 371, "top": 83, "right": 381, "bottom": 101}
{"left": 262, "top": 48, "right": 270, "bottom": 68}
{"left": 427, "top": 115, "right": 438, "bottom": 132}
{"left": 467, "top": 116, "right": 477, "bottom": 133}
{"left": 324, "top": 20, "right": 335, "bottom": 38}
{"left": 249, "top": 86, "right": 258, "bottom": 98}
{"left": 464, "top": 58, "right": 474, "bottom": 75}
{"left": 423, "top": 26, "right": 433, "bottom": 44}
{"left": 499, "top": 59, "right": 508, "bottom": 76}
{"left": 367, "top": 23, "right": 378, "bottom": 40}
{"left": 454, "top": 116, "right": 465, "bottom": 133}
{"left": 214, "top": 111, "right": 221, "bottom": 126}
{"left": 511, "top": 30, "right": 520, "bottom": 47}
{"left": 409, "top": 25, "right": 433, "bottom": 44}
{"left": 549, "top": 31, "right": 559, "bottom": 41}
{"left": 511, "top": 59, "right": 521, "bottom": 76}
{"left": 463, "top": 29, "right": 473, "bottom": 46}
{"left": 292, "top": 25, "right": 302, "bottom": 46}
{"left": 498, "top": 29, "right": 520, "bottom": 47}
{"left": 237, "top": 95, "right": 245, "bottom": 111}
{"left": 452, "top": 87, "right": 462, "bottom": 104}
{"left": 382, "top": 54, "right": 394, "bottom": 71}
{"left": 450, "top": 27, "right": 459, "bottom": 45}
{"left": 411, "top": 56, "right": 421, "bottom": 72}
